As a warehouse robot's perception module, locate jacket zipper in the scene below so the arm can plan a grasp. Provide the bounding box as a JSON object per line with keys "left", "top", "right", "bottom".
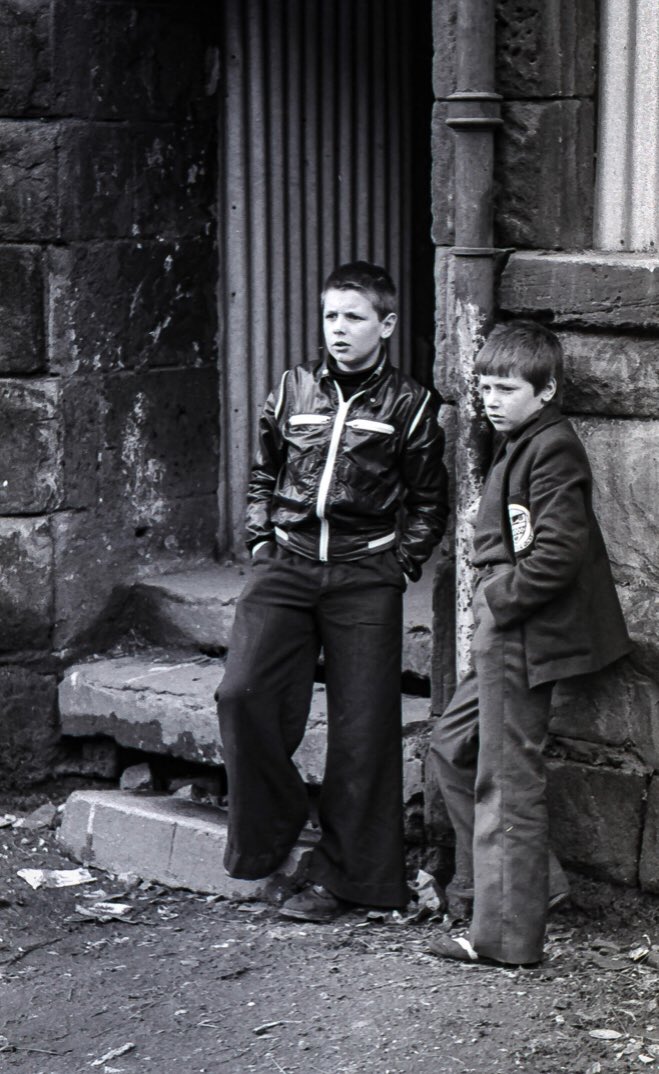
{"left": 315, "top": 384, "right": 365, "bottom": 561}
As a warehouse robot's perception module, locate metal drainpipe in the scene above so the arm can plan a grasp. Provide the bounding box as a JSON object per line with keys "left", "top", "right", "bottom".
{"left": 446, "top": 0, "right": 502, "bottom": 677}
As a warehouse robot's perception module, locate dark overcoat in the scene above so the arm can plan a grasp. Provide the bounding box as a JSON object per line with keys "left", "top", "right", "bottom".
{"left": 482, "top": 403, "right": 631, "bottom": 687}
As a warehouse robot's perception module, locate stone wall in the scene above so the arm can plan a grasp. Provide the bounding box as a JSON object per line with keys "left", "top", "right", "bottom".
{"left": 431, "top": 0, "right": 659, "bottom": 892}
{"left": 0, "top": 1, "right": 219, "bottom": 787}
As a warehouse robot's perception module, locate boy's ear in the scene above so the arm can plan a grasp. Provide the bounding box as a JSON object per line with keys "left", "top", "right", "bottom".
{"left": 540, "top": 377, "right": 557, "bottom": 404}
{"left": 380, "top": 312, "right": 398, "bottom": 338}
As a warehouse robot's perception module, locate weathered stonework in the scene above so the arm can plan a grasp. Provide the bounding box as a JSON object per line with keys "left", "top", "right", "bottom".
{"left": 496, "top": 101, "right": 594, "bottom": 249}
{"left": 639, "top": 777, "right": 659, "bottom": 894}
{"left": 0, "top": 517, "right": 53, "bottom": 650}
{"left": 550, "top": 659, "right": 659, "bottom": 770}
{"left": 560, "top": 332, "right": 659, "bottom": 417}
{"left": 495, "top": 0, "right": 596, "bottom": 98}
{"left": 0, "top": 1, "right": 51, "bottom": 116}
{"left": 0, "top": 667, "right": 58, "bottom": 788}
{"left": 499, "top": 253, "right": 659, "bottom": 329}
{"left": 431, "top": 102, "right": 453, "bottom": 248}
{"left": 52, "top": 500, "right": 218, "bottom": 654}
{"left": 51, "top": 1, "right": 213, "bottom": 123}
{"left": 0, "top": 245, "right": 44, "bottom": 371}
{"left": 48, "top": 239, "right": 216, "bottom": 373}
{"left": 0, "top": 380, "right": 61, "bottom": 513}
{"left": 573, "top": 418, "right": 659, "bottom": 588}
{"left": 546, "top": 759, "right": 647, "bottom": 886}
{"left": 0, "top": 120, "right": 57, "bottom": 239}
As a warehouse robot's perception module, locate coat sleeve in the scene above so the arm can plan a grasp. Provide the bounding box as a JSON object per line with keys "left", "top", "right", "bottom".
{"left": 244, "top": 377, "right": 287, "bottom": 552}
{"left": 396, "top": 393, "right": 450, "bottom": 581}
{"left": 483, "top": 435, "right": 591, "bottom": 628}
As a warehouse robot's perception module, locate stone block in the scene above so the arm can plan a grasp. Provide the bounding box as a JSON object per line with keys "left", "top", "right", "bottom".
{"left": 550, "top": 658, "right": 659, "bottom": 770}
{"left": 130, "top": 564, "right": 247, "bottom": 651}
{"left": 573, "top": 418, "right": 659, "bottom": 588}
{"left": 0, "top": 517, "right": 53, "bottom": 650}
{"left": 0, "top": 667, "right": 58, "bottom": 789}
{"left": 100, "top": 368, "right": 218, "bottom": 505}
{"left": 618, "top": 583, "right": 659, "bottom": 682}
{"left": 48, "top": 239, "right": 216, "bottom": 373}
{"left": 495, "top": 0, "right": 597, "bottom": 98}
{"left": 431, "top": 102, "right": 453, "bottom": 247}
{"left": 120, "top": 762, "right": 154, "bottom": 792}
{"left": 639, "top": 777, "right": 659, "bottom": 895}
{"left": 496, "top": 101, "right": 594, "bottom": 249}
{"left": 52, "top": 502, "right": 218, "bottom": 654}
{"left": 433, "top": 249, "right": 456, "bottom": 403}
{"left": 432, "top": 0, "right": 456, "bottom": 100}
{"left": 131, "top": 123, "right": 215, "bottom": 238}
{"left": 56, "top": 122, "right": 214, "bottom": 241}
{"left": 0, "top": 121, "right": 57, "bottom": 240}
{"left": 61, "top": 376, "right": 101, "bottom": 509}
{"left": 58, "top": 789, "right": 314, "bottom": 897}
{"left": 59, "top": 654, "right": 224, "bottom": 766}
{"left": 546, "top": 758, "right": 646, "bottom": 885}
{"left": 560, "top": 332, "right": 659, "bottom": 417}
{"left": 0, "top": 380, "right": 61, "bottom": 514}
{"left": 499, "top": 252, "right": 659, "bottom": 330}
{"left": 0, "top": 245, "right": 45, "bottom": 372}
{"left": 56, "top": 123, "right": 134, "bottom": 240}
{"left": 52, "top": 1, "right": 214, "bottom": 121}
{"left": 0, "top": 0, "right": 51, "bottom": 115}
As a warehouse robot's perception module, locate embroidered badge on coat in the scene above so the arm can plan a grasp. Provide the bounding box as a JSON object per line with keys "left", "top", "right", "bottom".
{"left": 508, "top": 502, "right": 534, "bottom": 553}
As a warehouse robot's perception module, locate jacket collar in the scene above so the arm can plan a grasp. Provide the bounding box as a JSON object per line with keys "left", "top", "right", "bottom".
{"left": 318, "top": 348, "right": 392, "bottom": 389}
{"left": 491, "top": 403, "right": 565, "bottom": 466}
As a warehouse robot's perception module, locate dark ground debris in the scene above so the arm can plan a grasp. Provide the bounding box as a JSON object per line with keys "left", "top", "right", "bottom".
{"left": 1, "top": 787, "right": 659, "bottom": 1074}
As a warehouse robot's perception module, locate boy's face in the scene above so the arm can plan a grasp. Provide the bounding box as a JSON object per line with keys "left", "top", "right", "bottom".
{"left": 478, "top": 374, "right": 556, "bottom": 434}
{"left": 323, "top": 288, "right": 397, "bottom": 372}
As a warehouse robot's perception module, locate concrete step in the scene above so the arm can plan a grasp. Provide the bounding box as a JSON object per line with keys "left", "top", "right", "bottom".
{"left": 59, "top": 650, "right": 432, "bottom": 787}
{"left": 58, "top": 789, "right": 315, "bottom": 898}
{"left": 129, "top": 557, "right": 436, "bottom": 680}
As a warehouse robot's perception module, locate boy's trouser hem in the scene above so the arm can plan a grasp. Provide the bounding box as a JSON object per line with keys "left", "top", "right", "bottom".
{"left": 308, "top": 853, "right": 409, "bottom": 909}
{"left": 223, "top": 839, "right": 300, "bottom": 881}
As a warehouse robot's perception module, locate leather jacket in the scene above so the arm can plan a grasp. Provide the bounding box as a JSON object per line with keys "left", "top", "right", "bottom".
{"left": 245, "top": 352, "right": 449, "bottom": 580}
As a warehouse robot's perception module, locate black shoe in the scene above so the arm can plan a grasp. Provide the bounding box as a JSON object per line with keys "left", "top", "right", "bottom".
{"left": 279, "top": 884, "right": 346, "bottom": 924}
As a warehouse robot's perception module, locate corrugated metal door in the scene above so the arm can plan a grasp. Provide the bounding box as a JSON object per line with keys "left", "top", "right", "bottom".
{"left": 217, "top": 0, "right": 419, "bottom": 552}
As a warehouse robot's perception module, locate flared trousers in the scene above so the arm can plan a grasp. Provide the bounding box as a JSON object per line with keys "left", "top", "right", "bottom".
{"left": 217, "top": 545, "right": 408, "bottom": 908}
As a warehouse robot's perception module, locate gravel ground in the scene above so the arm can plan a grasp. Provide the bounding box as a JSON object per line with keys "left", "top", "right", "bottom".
{"left": 1, "top": 787, "right": 659, "bottom": 1074}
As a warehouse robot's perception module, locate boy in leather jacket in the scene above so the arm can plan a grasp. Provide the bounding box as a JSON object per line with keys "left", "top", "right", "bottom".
{"left": 217, "top": 262, "right": 449, "bottom": 922}
{"left": 427, "top": 320, "right": 630, "bottom": 966}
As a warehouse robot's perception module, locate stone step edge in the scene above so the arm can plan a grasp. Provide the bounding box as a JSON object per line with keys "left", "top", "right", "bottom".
{"left": 59, "top": 788, "right": 315, "bottom": 900}
{"left": 58, "top": 652, "right": 433, "bottom": 774}
{"left": 128, "top": 560, "right": 435, "bottom": 681}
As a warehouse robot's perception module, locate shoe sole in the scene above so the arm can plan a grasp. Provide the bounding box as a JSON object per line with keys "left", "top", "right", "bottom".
{"left": 278, "top": 906, "right": 342, "bottom": 924}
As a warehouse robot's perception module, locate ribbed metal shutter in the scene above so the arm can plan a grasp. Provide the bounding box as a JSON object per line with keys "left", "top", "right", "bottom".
{"left": 217, "top": 0, "right": 415, "bottom": 552}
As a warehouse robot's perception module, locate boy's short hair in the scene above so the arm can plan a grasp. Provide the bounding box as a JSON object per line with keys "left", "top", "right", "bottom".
{"left": 321, "top": 261, "right": 397, "bottom": 320}
{"left": 475, "top": 320, "right": 564, "bottom": 400}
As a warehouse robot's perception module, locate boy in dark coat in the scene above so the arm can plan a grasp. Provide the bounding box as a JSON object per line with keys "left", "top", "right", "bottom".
{"left": 217, "top": 262, "right": 449, "bottom": 923}
{"left": 428, "top": 320, "right": 630, "bottom": 966}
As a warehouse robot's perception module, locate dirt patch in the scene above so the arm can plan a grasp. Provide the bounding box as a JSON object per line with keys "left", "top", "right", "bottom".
{"left": 1, "top": 787, "right": 659, "bottom": 1074}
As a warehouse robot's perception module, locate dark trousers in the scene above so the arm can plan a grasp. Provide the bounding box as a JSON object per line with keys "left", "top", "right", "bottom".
{"left": 216, "top": 545, "right": 408, "bottom": 908}
{"left": 428, "top": 568, "right": 556, "bottom": 964}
